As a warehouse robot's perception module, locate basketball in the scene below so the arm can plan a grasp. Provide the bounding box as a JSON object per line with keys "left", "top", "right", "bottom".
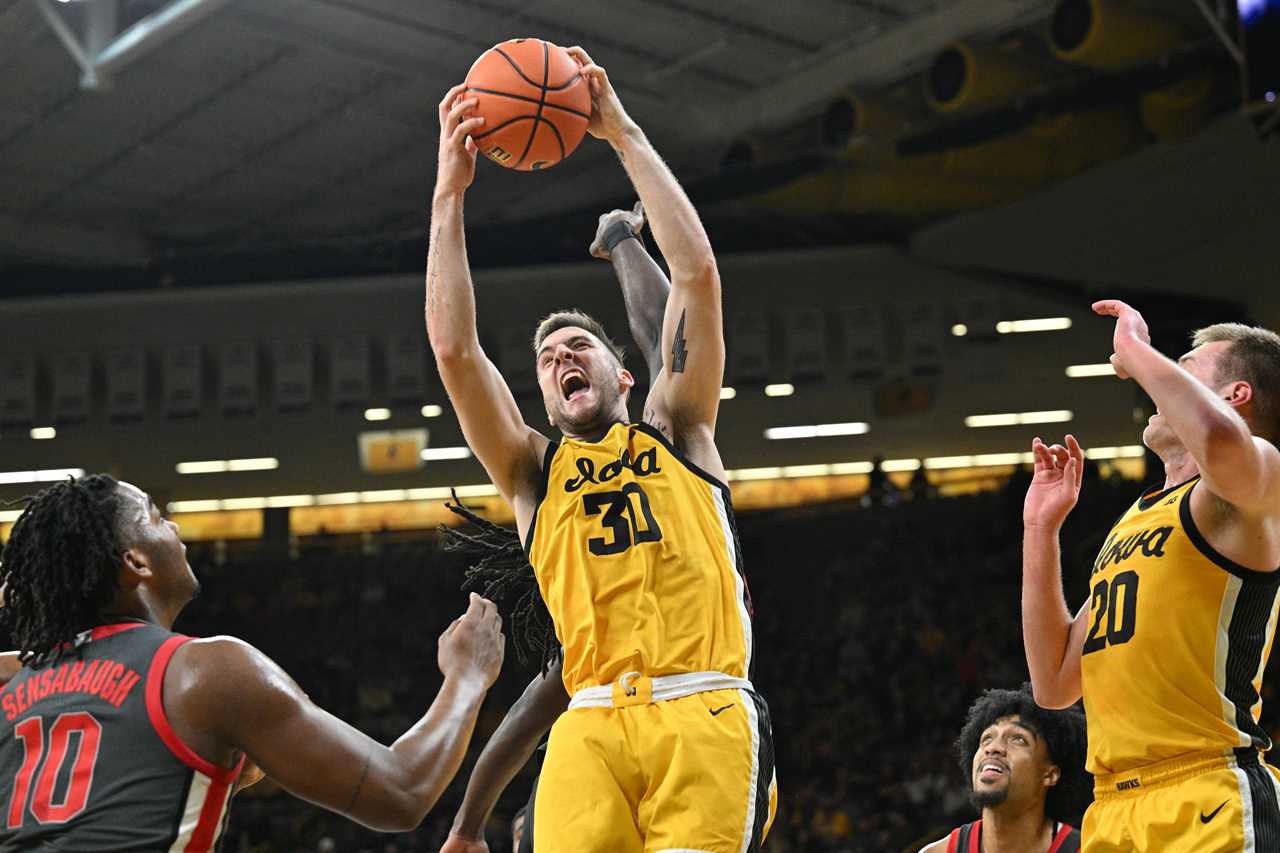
{"left": 463, "top": 38, "right": 592, "bottom": 171}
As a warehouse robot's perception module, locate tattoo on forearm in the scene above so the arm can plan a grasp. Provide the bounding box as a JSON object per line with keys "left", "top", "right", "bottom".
{"left": 670, "top": 310, "right": 688, "bottom": 373}
{"left": 345, "top": 747, "right": 372, "bottom": 812}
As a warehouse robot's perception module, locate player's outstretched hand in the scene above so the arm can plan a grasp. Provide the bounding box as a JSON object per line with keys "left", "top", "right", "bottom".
{"left": 1023, "top": 435, "right": 1085, "bottom": 532}
{"left": 1092, "top": 299, "right": 1151, "bottom": 380}
{"left": 565, "top": 46, "right": 638, "bottom": 144}
{"left": 438, "top": 593, "right": 505, "bottom": 688}
{"left": 440, "top": 832, "right": 490, "bottom": 853}
{"left": 435, "top": 83, "right": 485, "bottom": 197}
{"left": 589, "top": 201, "right": 645, "bottom": 260}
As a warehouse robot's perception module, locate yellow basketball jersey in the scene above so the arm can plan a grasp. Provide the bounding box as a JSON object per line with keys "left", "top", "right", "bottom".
{"left": 525, "top": 422, "right": 753, "bottom": 697}
{"left": 1081, "top": 476, "right": 1280, "bottom": 776}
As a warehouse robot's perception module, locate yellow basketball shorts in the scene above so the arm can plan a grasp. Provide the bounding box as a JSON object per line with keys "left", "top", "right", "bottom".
{"left": 1083, "top": 749, "right": 1280, "bottom": 852}
{"left": 532, "top": 687, "right": 778, "bottom": 853}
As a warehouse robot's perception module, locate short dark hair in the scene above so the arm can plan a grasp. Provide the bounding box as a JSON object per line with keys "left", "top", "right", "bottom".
{"left": 1192, "top": 322, "right": 1280, "bottom": 443}
{"left": 955, "top": 684, "right": 1092, "bottom": 826}
{"left": 532, "top": 309, "right": 625, "bottom": 367}
{"left": 1, "top": 475, "right": 128, "bottom": 665}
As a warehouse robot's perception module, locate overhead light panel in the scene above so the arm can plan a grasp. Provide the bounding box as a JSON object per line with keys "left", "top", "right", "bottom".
{"left": 0, "top": 468, "right": 85, "bottom": 485}
{"left": 1065, "top": 363, "right": 1116, "bottom": 378}
{"left": 720, "top": 387, "right": 737, "bottom": 400}
{"left": 965, "top": 410, "right": 1073, "bottom": 428}
{"left": 177, "top": 457, "right": 279, "bottom": 474}
{"left": 420, "top": 446, "right": 473, "bottom": 461}
{"left": 764, "top": 384, "right": 795, "bottom": 397}
{"left": 764, "top": 422, "right": 869, "bottom": 440}
{"left": 951, "top": 324, "right": 968, "bottom": 336}
{"left": 421, "top": 405, "right": 443, "bottom": 418}
{"left": 997, "top": 317, "right": 1072, "bottom": 334}
{"left": 364, "top": 408, "right": 392, "bottom": 422}
{"left": 30, "top": 427, "right": 56, "bottom": 440}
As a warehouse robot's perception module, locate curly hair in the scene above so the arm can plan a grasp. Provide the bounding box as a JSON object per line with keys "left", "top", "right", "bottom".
{"left": 954, "top": 684, "right": 1093, "bottom": 826}
{"left": 0, "top": 475, "right": 128, "bottom": 665}
{"left": 440, "top": 493, "right": 559, "bottom": 674}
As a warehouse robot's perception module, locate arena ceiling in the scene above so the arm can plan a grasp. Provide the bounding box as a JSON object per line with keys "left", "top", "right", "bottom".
{"left": 2, "top": 0, "right": 1274, "bottom": 323}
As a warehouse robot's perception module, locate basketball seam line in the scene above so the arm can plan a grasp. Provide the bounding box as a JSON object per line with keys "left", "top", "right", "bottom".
{"left": 492, "top": 45, "right": 581, "bottom": 92}
{"left": 471, "top": 115, "right": 538, "bottom": 141}
{"left": 543, "top": 116, "right": 566, "bottom": 161}
{"left": 464, "top": 86, "right": 590, "bottom": 119}
{"left": 513, "top": 40, "right": 551, "bottom": 169}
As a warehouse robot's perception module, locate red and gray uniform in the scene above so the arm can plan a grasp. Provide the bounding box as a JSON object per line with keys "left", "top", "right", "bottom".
{"left": 0, "top": 622, "right": 243, "bottom": 852}
{"left": 945, "top": 819, "right": 1080, "bottom": 853}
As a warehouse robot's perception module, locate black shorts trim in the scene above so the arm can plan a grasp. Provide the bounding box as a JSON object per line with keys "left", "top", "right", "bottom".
{"left": 1239, "top": 754, "right": 1280, "bottom": 850}
{"left": 746, "top": 691, "right": 775, "bottom": 853}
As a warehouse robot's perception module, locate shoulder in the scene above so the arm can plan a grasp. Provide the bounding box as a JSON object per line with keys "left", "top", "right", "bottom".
{"left": 918, "top": 837, "right": 951, "bottom": 853}
{"left": 167, "top": 636, "right": 287, "bottom": 701}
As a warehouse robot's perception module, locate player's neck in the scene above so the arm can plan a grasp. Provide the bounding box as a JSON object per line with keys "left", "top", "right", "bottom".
{"left": 1157, "top": 444, "right": 1199, "bottom": 490}
{"left": 980, "top": 804, "right": 1053, "bottom": 853}
{"left": 101, "top": 589, "right": 182, "bottom": 631}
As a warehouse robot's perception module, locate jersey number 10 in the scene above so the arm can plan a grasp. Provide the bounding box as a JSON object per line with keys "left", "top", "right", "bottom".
{"left": 583, "top": 484, "right": 664, "bottom": 556}
{"left": 7, "top": 712, "right": 102, "bottom": 828}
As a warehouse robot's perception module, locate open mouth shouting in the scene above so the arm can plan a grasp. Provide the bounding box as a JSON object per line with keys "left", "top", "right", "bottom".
{"left": 560, "top": 368, "right": 591, "bottom": 402}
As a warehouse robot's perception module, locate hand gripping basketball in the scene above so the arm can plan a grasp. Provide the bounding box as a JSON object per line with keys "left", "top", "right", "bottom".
{"left": 435, "top": 83, "right": 485, "bottom": 197}
{"left": 564, "top": 46, "right": 638, "bottom": 145}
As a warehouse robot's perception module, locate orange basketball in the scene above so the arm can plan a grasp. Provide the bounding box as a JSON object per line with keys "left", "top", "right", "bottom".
{"left": 463, "top": 39, "right": 592, "bottom": 171}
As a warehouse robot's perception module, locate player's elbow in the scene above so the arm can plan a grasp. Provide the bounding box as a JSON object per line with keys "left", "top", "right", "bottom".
{"left": 366, "top": 788, "right": 441, "bottom": 833}
{"left": 1029, "top": 678, "right": 1079, "bottom": 710}
{"left": 673, "top": 254, "right": 718, "bottom": 295}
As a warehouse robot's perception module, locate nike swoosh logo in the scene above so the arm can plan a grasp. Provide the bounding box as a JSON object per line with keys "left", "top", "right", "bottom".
{"left": 1200, "top": 800, "right": 1228, "bottom": 823}
{"left": 709, "top": 704, "right": 734, "bottom": 716}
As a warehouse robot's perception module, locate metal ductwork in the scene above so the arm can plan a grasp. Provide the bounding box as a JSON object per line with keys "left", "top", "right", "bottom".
{"left": 821, "top": 93, "right": 909, "bottom": 147}
{"left": 747, "top": 106, "right": 1144, "bottom": 217}
{"left": 1048, "top": 0, "right": 1213, "bottom": 139}
{"left": 925, "top": 42, "right": 1042, "bottom": 114}
{"left": 1049, "top": 0, "right": 1186, "bottom": 70}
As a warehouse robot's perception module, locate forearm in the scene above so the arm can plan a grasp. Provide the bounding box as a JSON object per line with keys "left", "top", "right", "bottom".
{"left": 1117, "top": 336, "right": 1255, "bottom": 470}
{"left": 1022, "top": 526, "right": 1080, "bottom": 706}
{"left": 426, "top": 192, "right": 481, "bottom": 359}
{"left": 388, "top": 674, "right": 490, "bottom": 820}
{"left": 611, "top": 128, "right": 714, "bottom": 284}
{"left": 451, "top": 668, "right": 566, "bottom": 837}
{"left": 451, "top": 708, "right": 549, "bottom": 837}
{"left": 610, "top": 237, "right": 671, "bottom": 378}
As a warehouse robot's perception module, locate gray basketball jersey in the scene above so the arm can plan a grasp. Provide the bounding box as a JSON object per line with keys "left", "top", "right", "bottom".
{"left": 0, "top": 621, "right": 242, "bottom": 851}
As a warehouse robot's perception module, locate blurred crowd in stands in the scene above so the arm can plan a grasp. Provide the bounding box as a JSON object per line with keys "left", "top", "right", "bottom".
{"left": 15, "top": 462, "right": 1280, "bottom": 852}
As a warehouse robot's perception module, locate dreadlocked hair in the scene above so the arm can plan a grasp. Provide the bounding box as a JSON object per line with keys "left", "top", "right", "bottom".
{"left": 955, "top": 683, "right": 1093, "bottom": 826}
{"left": 1, "top": 475, "right": 126, "bottom": 667}
{"left": 440, "top": 491, "right": 559, "bottom": 674}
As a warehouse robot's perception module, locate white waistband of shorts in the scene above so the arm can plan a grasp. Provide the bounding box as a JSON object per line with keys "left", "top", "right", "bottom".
{"left": 567, "top": 671, "right": 753, "bottom": 710}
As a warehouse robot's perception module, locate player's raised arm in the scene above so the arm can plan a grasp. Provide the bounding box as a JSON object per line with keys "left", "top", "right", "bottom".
{"left": 1095, "top": 300, "right": 1280, "bottom": 520}
{"left": 1022, "top": 436, "right": 1091, "bottom": 708}
{"left": 427, "top": 83, "right": 547, "bottom": 503}
{"left": 591, "top": 203, "right": 670, "bottom": 381}
{"left": 443, "top": 659, "right": 569, "bottom": 853}
{"left": 569, "top": 48, "right": 724, "bottom": 434}
{"left": 176, "top": 594, "right": 504, "bottom": 833}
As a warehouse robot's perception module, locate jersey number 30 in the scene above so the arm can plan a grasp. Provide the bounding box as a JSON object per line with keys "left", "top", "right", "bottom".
{"left": 1082, "top": 570, "right": 1139, "bottom": 655}
{"left": 7, "top": 712, "right": 101, "bottom": 828}
{"left": 583, "top": 484, "right": 664, "bottom": 556}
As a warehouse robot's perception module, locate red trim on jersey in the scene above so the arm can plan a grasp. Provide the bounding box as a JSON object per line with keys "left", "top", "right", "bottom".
{"left": 184, "top": 772, "right": 235, "bottom": 853}
{"left": 90, "top": 622, "right": 147, "bottom": 641}
{"left": 969, "top": 820, "right": 982, "bottom": 853}
{"left": 946, "top": 826, "right": 961, "bottom": 853}
{"left": 145, "top": 636, "right": 239, "bottom": 784}
{"left": 1048, "top": 823, "right": 1075, "bottom": 853}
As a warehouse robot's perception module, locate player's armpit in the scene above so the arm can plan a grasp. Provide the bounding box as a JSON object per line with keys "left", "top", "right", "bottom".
{"left": 170, "top": 637, "right": 488, "bottom": 832}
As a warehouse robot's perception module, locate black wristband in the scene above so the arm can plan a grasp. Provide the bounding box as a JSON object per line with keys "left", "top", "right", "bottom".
{"left": 601, "top": 220, "right": 640, "bottom": 253}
